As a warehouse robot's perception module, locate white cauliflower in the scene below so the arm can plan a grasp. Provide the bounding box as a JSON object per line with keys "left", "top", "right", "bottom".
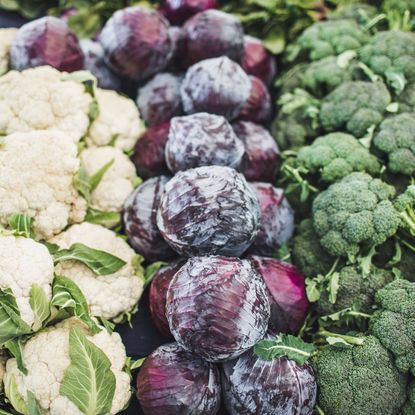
{"left": 50, "top": 223, "right": 144, "bottom": 321}
{"left": 87, "top": 88, "right": 144, "bottom": 151}
{"left": 0, "top": 28, "right": 17, "bottom": 76}
{"left": 0, "top": 235, "right": 54, "bottom": 328}
{"left": 4, "top": 318, "right": 131, "bottom": 415}
{"left": 0, "top": 130, "right": 86, "bottom": 239}
{"left": 0, "top": 66, "right": 92, "bottom": 142}
{"left": 81, "top": 146, "right": 138, "bottom": 213}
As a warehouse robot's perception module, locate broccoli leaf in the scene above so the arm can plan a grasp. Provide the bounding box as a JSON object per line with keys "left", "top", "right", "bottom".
{"left": 52, "top": 243, "right": 126, "bottom": 275}
{"left": 254, "top": 334, "right": 316, "bottom": 364}
{"left": 0, "top": 288, "right": 32, "bottom": 346}
{"left": 85, "top": 208, "right": 121, "bottom": 229}
{"left": 60, "top": 327, "right": 116, "bottom": 415}
{"left": 26, "top": 391, "right": 42, "bottom": 415}
{"left": 385, "top": 68, "right": 407, "bottom": 95}
{"left": 51, "top": 275, "right": 100, "bottom": 334}
{"left": 29, "top": 284, "right": 50, "bottom": 332}
{"left": 7, "top": 213, "right": 35, "bottom": 239}
{"left": 4, "top": 338, "right": 27, "bottom": 375}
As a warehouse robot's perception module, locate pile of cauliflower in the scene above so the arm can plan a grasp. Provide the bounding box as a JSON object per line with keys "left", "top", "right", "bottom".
{"left": 0, "top": 45, "right": 147, "bottom": 414}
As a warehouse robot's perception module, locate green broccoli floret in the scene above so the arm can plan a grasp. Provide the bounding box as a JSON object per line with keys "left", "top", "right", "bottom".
{"left": 398, "top": 82, "right": 415, "bottom": 112}
{"left": 329, "top": 3, "right": 378, "bottom": 25}
{"left": 359, "top": 31, "right": 415, "bottom": 94}
{"left": 312, "top": 172, "right": 400, "bottom": 258}
{"left": 394, "top": 185, "right": 415, "bottom": 236}
{"left": 287, "top": 19, "right": 369, "bottom": 63}
{"left": 370, "top": 278, "right": 415, "bottom": 375}
{"left": 316, "top": 265, "right": 394, "bottom": 317}
{"left": 373, "top": 113, "right": 415, "bottom": 176}
{"left": 297, "top": 132, "right": 381, "bottom": 183}
{"left": 402, "top": 380, "right": 415, "bottom": 415}
{"left": 312, "top": 335, "right": 408, "bottom": 415}
{"left": 292, "top": 219, "right": 334, "bottom": 278}
{"left": 319, "top": 81, "right": 392, "bottom": 137}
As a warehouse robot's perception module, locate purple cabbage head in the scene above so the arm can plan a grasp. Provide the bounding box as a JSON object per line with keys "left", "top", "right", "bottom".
{"left": 248, "top": 183, "right": 294, "bottom": 256}
{"left": 157, "top": 166, "right": 260, "bottom": 257}
{"left": 99, "top": 6, "right": 171, "bottom": 80}
{"left": 160, "top": 0, "right": 218, "bottom": 25}
{"left": 11, "top": 16, "right": 84, "bottom": 72}
{"left": 222, "top": 343, "right": 317, "bottom": 415}
{"left": 166, "top": 256, "right": 270, "bottom": 361}
{"left": 137, "top": 342, "right": 221, "bottom": 415}
{"left": 250, "top": 256, "right": 309, "bottom": 335}
{"left": 166, "top": 26, "right": 185, "bottom": 70}
{"left": 239, "top": 76, "right": 272, "bottom": 124}
{"left": 182, "top": 9, "right": 244, "bottom": 66}
{"left": 123, "top": 176, "right": 176, "bottom": 261}
{"left": 165, "top": 112, "right": 245, "bottom": 173}
{"left": 137, "top": 73, "right": 183, "bottom": 126}
{"left": 233, "top": 121, "right": 280, "bottom": 182}
{"left": 80, "top": 39, "right": 122, "bottom": 91}
{"left": 149, "top": 260, "right": 185, "bottom": 338}
{"left": 181, "top": 56, "right": 251, "bottom": 120}
{"left": 241, "top": 35, "right": 276, "bottom": 86}
{"left": 132, "top": 123, "right": 171, "bottom": 179}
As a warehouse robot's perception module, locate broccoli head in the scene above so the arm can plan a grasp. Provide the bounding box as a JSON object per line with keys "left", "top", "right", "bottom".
{"left": 403, "top": 380, "right": 415, "bottom": 415}
{"left": 297, "top": 132, "right": 381, "bottom": 183}
{"left": 370, "top": 279, "right": 415, "bottom": 375}
{"left": 312, "top": 172, "right": 400, "bottom": 258}
{"left": 398, "top": 82, "right": 415, "bottom": 112}
{"left": 316, "top": 265, "right": 394, "bottom": 317}
{"left": 359, "top": 31, "right": 415, "bottom": 94}
{"left": 312, "top": 335, "right": 408, "bottom": 415}
{"left": 319, "top": 81, "right": 392, "bottom": 137}
{"left": 329, "top": 3, "right": 378, "bottom": 25}
{"left": 373, "top": 113, "right": 415, "bottom": 176}
{"left": 292, "top": 219, "right": 334, "bottom": 278}
{"left": 287, "top": 19, "right": 369, "bottom": 62}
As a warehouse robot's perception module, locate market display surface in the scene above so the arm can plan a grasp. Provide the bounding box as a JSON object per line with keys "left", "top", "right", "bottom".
{"left": 0, "top": 0, "right": 414, "bottom": 414}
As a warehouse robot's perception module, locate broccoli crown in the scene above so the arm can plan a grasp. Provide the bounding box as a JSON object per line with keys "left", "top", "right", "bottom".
{"left": 312, "top": 335, "right": 408, "bottom": 415}
{"left": 297, "top": 132, "right": 381, "bottom": 183}
{"left": 399, "top": 82, "right": 415, "bottom": 112}
{"left": 316, "top": 265, "right": 394, "bottom": 316}
{"left": 402, "top": 380, "right": 415, "bottom": 415}
{"left": 291, "top": 218, "right": 334, "bottom": 278}
{"left": 373, "top": 113, "right": 415, "bottom": 176}
{"left": 312, "top": 172, "right": 399, "bottom": 258}
{"left": 370, "top": 279, "right": 415, "bottom": 375}
{"left": 359, "top": 31, "right": 415, "bottom": 85}
{"left": 319, "top": 81, "right": 392, "bottom": 137}
{"left": 295, "top": 19, "right": 369, "bottom": 62}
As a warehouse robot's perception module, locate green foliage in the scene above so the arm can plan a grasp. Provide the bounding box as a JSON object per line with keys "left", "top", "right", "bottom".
{"left": 7, "top": 214, "right": 35, "bottom": 239}
{"left": 383, "top": 0, "right": 415, "bottom": 31}
{"left": 0, "top": 0, "right": 53, "bottom": 18}
{"left": 29, "top": 284, "right": 51, "bottom": 332}
{"left": 312, "top": 335, "right": 408, "bottom": 415}
{"left": 329, "top": 2, "right": 378, "bottom": 25}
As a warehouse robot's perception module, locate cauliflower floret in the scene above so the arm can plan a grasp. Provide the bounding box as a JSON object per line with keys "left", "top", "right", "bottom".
{"left": 50, "top": 223, "right": 143, "bottom": 321}
{"left": 4, "top": 318, "right": 131, "bottom": 415}
{"left": 81, "top": 146, "right": 138, "bottom": 213}
{"left": 87, "top": 88, "right": 144, "bottom": 151}
{"left": 0, "top": 66, "right": 92, "bottom": 142}
{"left": 0, "top": 28, "right": 17, "bottom": 76}
{"left": 0, "top": 130, "right": 86, "bottom": 239}
{"left": 0, "top": 235, "right": 54, "bottom": 327}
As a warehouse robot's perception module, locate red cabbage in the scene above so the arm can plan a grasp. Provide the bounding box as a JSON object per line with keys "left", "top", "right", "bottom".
{"left": 160, "top": 0, "right": 218, "bottom": 25}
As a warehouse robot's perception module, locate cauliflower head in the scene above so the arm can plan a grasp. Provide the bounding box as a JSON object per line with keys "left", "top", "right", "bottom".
{"left": 0, "top": 130, "right": 86, "bottom": 239}
{"left": 297, "top": 132, "right": 380, "bottom": 182}
{"left": 319, "top": 81, "right": 391, "bottom": 137}
{"left": 370, "top": 278, "right": 415, "bottom": 375}
{"left": 4, "top": 318, "right": 131, "bottom": 415}
{"left": 0, "top": 28, "right": 17, "bottom": 76}
{"left": 0, "top": 66, "right": 92, "bottom": 142}
{"left": 87, "top": 88, "right": 144, "bottom": 152}
{"left": 81, "top": 146, "right": 138, "bottom": 213}
{"left": 50, "top": 223, "right": 143, "bottom": 321}
{"left": 0, "top": 235, "right": 53, "bottom": 328}
{"left": 373, "top": 113, "right": 415, "bottom": 176}
{"left": 312, "top": 335, "right": 408, "bottom": 415}
{"left": 312, "top": 172, "right": 399, "bottom": 258}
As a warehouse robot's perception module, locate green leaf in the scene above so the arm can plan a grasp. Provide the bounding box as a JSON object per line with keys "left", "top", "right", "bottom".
{"left": 53, "top": 243, "right": 126, "bottom": 275}
{"left": 133, "top": 176, "right": 143, "bottom": 188}
{"left": 385, "top": 68, "right": 407, "bottom": 95}
{"left": 254, "top": 334, "right": 316, "bottom": 365}
{"left": 0, "top": 288, "right": 32, "bottom": 346}
{"left": 130, "top": 357, "right": 145, "bottom": 370}
{"left": 60, "top": 327, "right": 116, "bottom": 415}
{"left": 144, "top": 261, "right": 167, "bottom": 287}
{"left": 5, "top": 374, "right": 27, "bottom": 415}
{"left": 63, "top": 70, "right": 97, "bottom": 97}
{"left": 73, "top": 161, "right": 91, "bottom": 202}
{"left": 89, "top": 159, "right": 114, "bottom": 192}
{"left": 7, "top": 213, "right": 35, "bottom": 238}
{"left": 305, "top": 275, "right": 324, "bottom": 302}
{"left": 26, "top": 390, "right": 42, "bottom": 415}
{"left": 327, "top": 272, "right": 340, "bottom": 304}
{"left": 99, "top": 317, "right": 115, "bottom": 334}
{"left": 29, "top": 284, "right": 51, "bottom": 331}
{"left": 325, "top": 336, "right": 353, "bottom": 347}
{"left": 4, "top": 338, "right": 27, "bottom": 375}
{"left": 0, "top": 409, "right": 14, "bottom": 415}
{"left": 263, "top": 27, "right": 285, "bottom": 55}
{"left": 85, "top": 208, "right": 121, "bottom": 229}
{"left": 52, "top": 275, "right": 100, "bottom": 335}
{"left": 132, "top": 254, "right": 145, "bottom": 280}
